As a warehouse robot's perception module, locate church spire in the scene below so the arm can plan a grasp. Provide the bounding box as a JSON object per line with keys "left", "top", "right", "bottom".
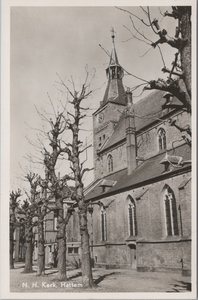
{"left": 108, "top": 27, "right": 119, "bottom": 66}
{"left": 102, "top": 29, "right": 126, "bottom": 106}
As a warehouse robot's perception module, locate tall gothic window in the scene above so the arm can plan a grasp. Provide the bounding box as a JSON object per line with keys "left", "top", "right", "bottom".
{"left": 163, "top": 186, "right": 179, "bottom": 236}
{"left": 101, "top": 207, "right": 107, "bottom": 241}
{"left": 158, "top": 128, "right": 167, "bottom": 151}
{"left": 127, "top": 196, "right": 137, "bottom": 236}
{"left": 107, "top": 154, "right": 113, "bottom": 172}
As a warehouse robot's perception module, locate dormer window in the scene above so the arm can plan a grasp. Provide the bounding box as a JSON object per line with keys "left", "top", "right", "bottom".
{"left": 158, "top": 128, "right": 166, "bottom": 151}
{"left": 107, "top": 154, "right": 113, "bottom": 172}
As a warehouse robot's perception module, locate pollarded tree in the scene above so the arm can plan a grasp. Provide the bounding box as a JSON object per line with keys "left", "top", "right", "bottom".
{"left": 56, "top": 72, "right": 95, "bottom": 288}
{"left": 19, "top": 199, "right": 34, "bottom": 273}
{"left": 25, "top": 100, "right": 77, "bottom": 280}
{"left": 117, "top": 6, "right": 191, "bottom": 143}
{"left": 9, "top": 189, "right": 21, "bottom": 269}
{"left": 40, "top": 112, "right": 75, "bottom": 281}
{"left": 25, "top": 172, "right": 48, "bottom": 276}
{"left": 17, "top": 172, "right": 41, "bottom": 273}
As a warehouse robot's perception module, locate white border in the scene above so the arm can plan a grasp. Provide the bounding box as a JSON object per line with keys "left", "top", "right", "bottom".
{"left": 1, "top": 0, "right": 197, "bottom": 299}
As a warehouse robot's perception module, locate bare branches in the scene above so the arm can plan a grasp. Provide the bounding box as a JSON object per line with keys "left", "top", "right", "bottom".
{"left": 129, "top": 16, "right": 153, "bottom": 44}
{"left": 144, "top": 78, "right": 191, "bottom": 112}
{"left": 147, "top": 7, "right": 158, "bottom": 35}
{"left": 116, "top": 7, "right": 191, "bottom": 112}
{"left": 99, "top": 43, "right": 149, "bottom": 84}
{"left": 56, "top": 72, "right": 75, "bottom": 98}
{"left": 47, "top": 92, "right": 57, "bottom": 118}
{"left": 157, "top": 45, "right": 166, "bottom": 68}
{"left": 123, "top": 24, "right": 151, "bottom": 46}
{"left": 116, "top": 6, "right": 150, "bottom": 27}
{"left": 151, "top": 17, "right": 187, "bottom": 50}
{"left": 168, "top": 119, "right": 191, "bottom": 146}
{"left": 81, "top": 168, "right": 94, "bottom": 178}
{"left": 79, "top": 144, "right": 93, "bottom": 155}
{"left": 164, "top": 7, "right": 179, "bottom": 19}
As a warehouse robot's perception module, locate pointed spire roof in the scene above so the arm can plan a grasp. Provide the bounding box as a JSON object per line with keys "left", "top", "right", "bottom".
{"left": 109, "top": 47, "right": 119, "bottom": 66}
{"left": 101, "top": 29, "right": 127, "bottom": 107}
{"left": 109, "top": 27, "right": 120, "bottom": 66}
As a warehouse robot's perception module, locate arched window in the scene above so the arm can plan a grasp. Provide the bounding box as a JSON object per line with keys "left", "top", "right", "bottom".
{"left": 163, "top": 185, "right": 179, "bottom": 236}
{"left": 127, "top": 196, "right": 137, "bottom": 236}
{"left": 158, "top": 128, "right": 167, "bottom": 151}
{"left": 107, "top": 154, "right": 113, "bottom": 172}
{"left": 101, "top": 207, "right": 107, "bottom": 241}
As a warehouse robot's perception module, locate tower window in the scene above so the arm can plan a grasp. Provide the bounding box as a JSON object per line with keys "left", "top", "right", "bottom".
{"left": 107, "top": 154, "right": 113, "bottom": 172}
{"left": 158, "top": 128, "right": 167, "bottom": 151}
{"left": 127, "top": 196, "right": 137, "bottom": 236}
{"left": 163, "top": 186, "right": 179, "bottom": 236}
{"left": 101, "top": 208, "right": 107, "bottom": 241}
{"left": 111, "top": 67, "right": 115, "bottom": 79}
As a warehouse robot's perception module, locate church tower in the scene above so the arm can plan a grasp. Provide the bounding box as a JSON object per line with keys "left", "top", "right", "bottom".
{"left": 93, "top": 30, "right": 127, "bottom": 179}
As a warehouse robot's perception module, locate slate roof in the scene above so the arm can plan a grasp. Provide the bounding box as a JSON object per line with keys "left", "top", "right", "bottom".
{"left": 102, "top": 78, "right": 127, "bottom": 106}
{"left": 85, "top": 143, "right": 191, "bottom": 202}
{"left": 109, "top": 47, "right": 119, "bottom": 66}
{"left": 101, "top": 42, "right": 127, "bottom": 107}
{"left": 99, "top": 90, "right": 182, "bottom": 153}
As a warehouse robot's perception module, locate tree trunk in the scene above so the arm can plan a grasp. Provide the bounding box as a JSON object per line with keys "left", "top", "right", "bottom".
{"left": 37, "top": 219, "right": 45, "bottom": 276}
{"left": 56, "top": 196, "right": 67, "bottom": 281}
{"left": 23, "top": 226, "right": 33, "bottom": 273}
{"left": 57, "top": 233, "right": 66, "bottom": 281}
{"left": 10, "top": 225, "right": 14, "bottom": 269}
{"left": 179, "top": 6, "right": 191, "bottom": 98}
{"left": 78, "top": 203, "right": 94, "bottom": 288}
{"left": 71, "top": 97, "right": 94, "bottom": 288}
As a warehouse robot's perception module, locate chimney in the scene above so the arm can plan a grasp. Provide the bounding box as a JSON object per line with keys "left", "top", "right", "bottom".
{"left": 125, "top": 88, "right": 136, "bottom": 175}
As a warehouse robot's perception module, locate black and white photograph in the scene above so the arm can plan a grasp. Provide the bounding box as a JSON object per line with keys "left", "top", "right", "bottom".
{"left": 0, "top": 0, "right": 197, "bottom": 299}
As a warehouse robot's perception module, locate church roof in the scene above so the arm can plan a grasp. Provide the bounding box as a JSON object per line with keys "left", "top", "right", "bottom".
{"left": 85, "top": 143, "right": 191, "bottom": 202}
{"left": 102, "top": 78, "right": 127, "bottom": 106}
{"left": 109, "top": 46, "right": 119, "bottom": 66}
{"left": 99, "top": 90, "right": 182, "bottom": 153}
{"left": 101, "top": 34, "right": 127, "bottom": 107}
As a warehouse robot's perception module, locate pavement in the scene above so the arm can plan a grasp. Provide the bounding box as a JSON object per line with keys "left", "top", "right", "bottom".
{"left": 10, "top": 262, "right": 191, "bottom": 293}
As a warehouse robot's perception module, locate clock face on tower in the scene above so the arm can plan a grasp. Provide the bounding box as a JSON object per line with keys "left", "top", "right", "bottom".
{"left": 98, "top": 112, "right": 104, "bottom": 124}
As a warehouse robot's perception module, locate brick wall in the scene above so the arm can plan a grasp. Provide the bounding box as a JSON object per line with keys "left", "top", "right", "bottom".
{"left": 93, "top": 102, "right": 126, "bottom": 179}
{"left": 137, "top": 240, "right": 190, "bottom": 272}
{"left": 137, "top": 110, "right": 190, "bottom": 160}
{"left": 90, "top": 171, "right": 191, "bottom": 270}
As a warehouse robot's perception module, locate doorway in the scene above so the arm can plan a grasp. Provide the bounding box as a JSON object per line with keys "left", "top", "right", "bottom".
{"left": 128, "top": 243, "right": 136, "bottom": 269}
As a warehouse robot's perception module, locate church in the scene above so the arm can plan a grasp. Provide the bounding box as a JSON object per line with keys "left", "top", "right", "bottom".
{"left": 30, "top": 34, "right": 191, "bottom": 276}
{"left": 77, "top": 34, "right": 191, "bottom": 275}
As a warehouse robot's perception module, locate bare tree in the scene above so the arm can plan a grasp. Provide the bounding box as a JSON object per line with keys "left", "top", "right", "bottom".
{"left": 19, "top": 199, "right": 34, "bottom": 273}
{"left": 25, "top": 172, "right": 47, "bottom": 276}
{"left": 41, "top": 112, "right": 75, "bottom": 281}
{"left": 17, "top": 172, "right": 40, "bottom": 273}
{"left": 116, "top": 6, "right": 191, "bottom": 144}
{"left": 56, "top": 72, "right": 95, "bottom": 287}
{"left": 9, "top": 189, "right": 21, "bottom": 269}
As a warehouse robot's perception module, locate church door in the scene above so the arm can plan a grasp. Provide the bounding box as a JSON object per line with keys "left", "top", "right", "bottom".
{"left": 129, "top": 243, "right": 137, "bottom": 269}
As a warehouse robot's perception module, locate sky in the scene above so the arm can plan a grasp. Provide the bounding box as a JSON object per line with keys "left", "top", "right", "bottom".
{"left": 10, "top": 5, "right": 177, "bottom": 190}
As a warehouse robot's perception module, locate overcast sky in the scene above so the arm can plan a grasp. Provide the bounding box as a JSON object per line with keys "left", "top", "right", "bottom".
{"left": 10, "top": 6, "right": 177, "bottom": 190}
